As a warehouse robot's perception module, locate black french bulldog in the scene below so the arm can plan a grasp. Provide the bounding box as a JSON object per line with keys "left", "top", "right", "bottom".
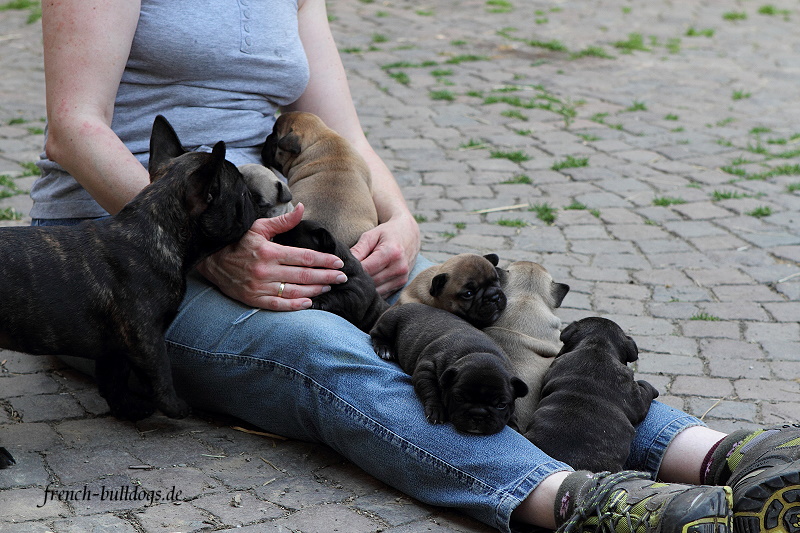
{"left": 524, "top": 317, "right": 660, "bottom": 473}
{"left": 272, "top": 219, "right": 389, "bottom": 332}
{"left": 370, "top": 302, "right": 528, "bottom": 435}
{"left": 0, "top": 115, "right": 260, "bottom": 421}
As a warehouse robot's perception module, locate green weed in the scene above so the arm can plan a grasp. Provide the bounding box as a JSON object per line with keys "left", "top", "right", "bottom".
{"left": 491, "top": 150, "right": 531, "bottom": 163}
{"left": 388, "top": 71, "right": 410, "bottom": 85}
{"left": 501, "top": 109, "right": 528, "bottom": 121}
{"left": 445, "top": 54, "right": 489, "bottom": 64}
{"left": 612, "top": 33, "right": 650, "bottom": 53}
{"left": 723, "top": 11, "right": 747, "bottom": 21}
{"left": 746, "top": 206, "right": 773, "bottom": 217}
{"left": 711, "top": 190, "right": 746, "bottom": 200}
{"left": 527, "top": 39, "right": 568, "bottom": 52}
{"left": 652, "top": 196, "right": 687, "bottom": 206}
{"left": 552, "top": 155, "right": 589, "bottom": 171}
{"left": 528, "top": 203, "right": 557, "bottom": 224}
{"left": 496, "top": 218, "right": 528, "bottom": 228}
{"left": 501, "top": 174, "right": 532, "bottom": 184}
{"left": 0, "top": 207, "right": 22, "bottom": 221}
{"left": 686, "top": 27, "right": 715, "bottom": 37}
{"left": 430, "top": 90, "right": 455, "bottom": 101}
{"left": 625, "top": 101, "right": 648, "bottom": 112}
{"left": 690, "top": 312, "right": 721, "bottom": 321}
{"left": 486, "top": 0, "right": 513, "bottom": 13}
{"left": 570, "top": 46, "right": 615, "bottom": 60}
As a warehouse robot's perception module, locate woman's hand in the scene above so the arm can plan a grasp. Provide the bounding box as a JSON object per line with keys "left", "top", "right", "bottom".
{"left": 351, "top": 212, "right": 420, "bottom": 298}
{"left": 196, "top": 205, "right": 347, "bottom": 311}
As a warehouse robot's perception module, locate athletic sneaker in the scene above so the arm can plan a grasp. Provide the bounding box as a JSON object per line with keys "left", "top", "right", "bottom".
{"left": 554, "top": 470, "right": 733, "bottom": 533}
{"left": 704, "top": 422, "right": 800, "bottom": 533}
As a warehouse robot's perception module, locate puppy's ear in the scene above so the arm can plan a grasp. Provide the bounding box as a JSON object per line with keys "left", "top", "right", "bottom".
{"left": 496, "top": 267, "right": 509, "bottom": 287}
{"left": 511, "top": 377, "right": 529, "bottom": 398}
{"left": 483, "top": 253, "right": 499, "bottom": 266}
{"left": 623, "top": 335, "right": 639, "bottom": 363}
{"left": 557, "top": 321, "right": 579, "bottom": 355}
{"left": 277, "top": 132, "right": 302, "bottom": 155}
{"left": 430, "top": 273, "right": 449, "bottom": 297}
{"left": 149, "top": 115, "right": 186, "bottom": 179}
{"left": 277, "top": 181, "right": 293, "bottom": 204}
{"left": 186, "top": 141, "right": 226, "bottom": 216}
{"left": 310, "top": 226, "right": 337, "bottom": 254}
{"left": 551, "top": 282, "right": 570, "bottom": 308}
{"left": 440, "top": 367, "right": 458, "bottom": 391}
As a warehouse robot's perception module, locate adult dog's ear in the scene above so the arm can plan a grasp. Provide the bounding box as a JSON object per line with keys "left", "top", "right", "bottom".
{"left": 430, "top": 273, "right": 449, "bottom": 297}
{"left": 483, "top": 253, "right": 499, "bottom": 266}
{"left": 149, "top": 115, "right": 186, "bottom": 179}
{"left": 277, "top": 132, "right": 302, "bottom": 155}
{"left": 185, "top": 141, "right": 226, "bottom": 216}
{"left": 552, "top": 282, "right": 570, "bottom": 308}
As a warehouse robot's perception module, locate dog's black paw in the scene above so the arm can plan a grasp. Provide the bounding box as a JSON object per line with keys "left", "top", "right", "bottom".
{"left": 159, "top": 397, "right": 191, "bottom": 419}
{"left": 424, "top": 404, "right": 447, "bottom": 425}
{"left": 108, "top": 395, "right": 157, "bottom": 421}
{"left": 372, "top": 341, "right": 395, "bottom": 361}
{"left": 0, "top": 447, "right": 16, "bottom": 469}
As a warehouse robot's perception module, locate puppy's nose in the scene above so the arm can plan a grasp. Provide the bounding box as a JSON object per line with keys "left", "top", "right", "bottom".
{"left": 487, "top": 291, "right": 502, "bottom": 302}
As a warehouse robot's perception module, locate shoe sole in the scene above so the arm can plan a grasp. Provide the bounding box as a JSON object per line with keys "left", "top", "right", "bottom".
{"left": 674, "top": 486, "right": 733, "bottom": 533}
{"left": 734, "top": 466, "right": 800, "bottom": 533}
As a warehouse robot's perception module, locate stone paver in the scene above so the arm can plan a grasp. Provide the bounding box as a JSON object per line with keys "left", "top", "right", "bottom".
{"left": 1, "top": 1, "right": 799, "bottom": 531}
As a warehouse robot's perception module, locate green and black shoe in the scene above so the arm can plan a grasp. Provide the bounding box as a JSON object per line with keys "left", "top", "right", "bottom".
{"left": 554, "top": 470, "right": 733, "bottom": 533}
{"left": 705, "top": 422, "right": 800, "bottom": 533}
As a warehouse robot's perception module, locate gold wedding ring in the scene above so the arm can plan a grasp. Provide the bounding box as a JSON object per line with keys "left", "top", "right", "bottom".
{"left": 278, "top": 282, "right": 286, "bottom": 298}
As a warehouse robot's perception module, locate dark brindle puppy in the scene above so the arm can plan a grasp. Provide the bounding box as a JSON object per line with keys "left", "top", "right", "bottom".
{"left": 0, "top": 115, "right": 260, "bottom": 421}
{"left": 272, "top": 220, "right": 388, "bottom": 332}
{"left": 371, "top": 303, "right": 528, "bottom": 435}
{"left": 524, "top": 317, "right": 660, "bottom": 473}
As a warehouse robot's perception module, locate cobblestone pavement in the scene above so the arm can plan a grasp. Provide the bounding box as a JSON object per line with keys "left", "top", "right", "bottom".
{"left": 1, "top": 1, "right": 799, "bottom": 531}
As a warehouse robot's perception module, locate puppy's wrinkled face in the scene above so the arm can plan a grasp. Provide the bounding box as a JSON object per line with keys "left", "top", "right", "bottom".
{"left": 440, "top": 354, "right": 528, "bottom": 435}
{"left": 431, "top": 254, "right": 507, "bottom": 328}
{"left": 238, "top": 164, "right": 294, "bottom": 218}
{"left": 261, "top": 111, "right": 324, "bottom": 175}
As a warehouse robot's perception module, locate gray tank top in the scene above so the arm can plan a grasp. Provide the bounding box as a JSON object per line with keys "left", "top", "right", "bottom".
{"left": 31, "top": 0, "right": 309, "bottom": 219}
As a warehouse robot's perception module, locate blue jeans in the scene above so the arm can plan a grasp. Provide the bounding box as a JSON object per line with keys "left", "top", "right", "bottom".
{"left": 34, "top": 218, "right": 704, "bottom": 532}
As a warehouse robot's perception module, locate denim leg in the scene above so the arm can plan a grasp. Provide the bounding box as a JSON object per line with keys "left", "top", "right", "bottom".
{"left": 164, "top": 270, "right": 570, "bottom": 532}
{"left": 626, "top": 401, "right": 706, "bottom": 478}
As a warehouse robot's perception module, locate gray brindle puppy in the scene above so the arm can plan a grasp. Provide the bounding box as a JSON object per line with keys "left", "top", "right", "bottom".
{"left": 0, "top": 115, "right": 260, "bottom": 422}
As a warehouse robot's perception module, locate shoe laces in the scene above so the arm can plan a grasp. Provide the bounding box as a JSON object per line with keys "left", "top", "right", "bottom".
{"left": 557, "top": 470, "right": 653, "bottom": 533}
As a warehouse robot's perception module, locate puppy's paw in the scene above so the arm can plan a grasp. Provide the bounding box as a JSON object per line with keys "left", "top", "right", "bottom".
{"left": 0, "top": 447, "right": 16, "bottom": 469}
{"left": 108, "top": 395, "right": 157, "bottom": 421}
{"left": 160, "top": 397, "right": 191, "bottom": 419}
{"left": 424, "top": 404, "right": 447, "bottom": 425}
{"left": 371, "top": 339, "right": 395, "bottom": 360}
